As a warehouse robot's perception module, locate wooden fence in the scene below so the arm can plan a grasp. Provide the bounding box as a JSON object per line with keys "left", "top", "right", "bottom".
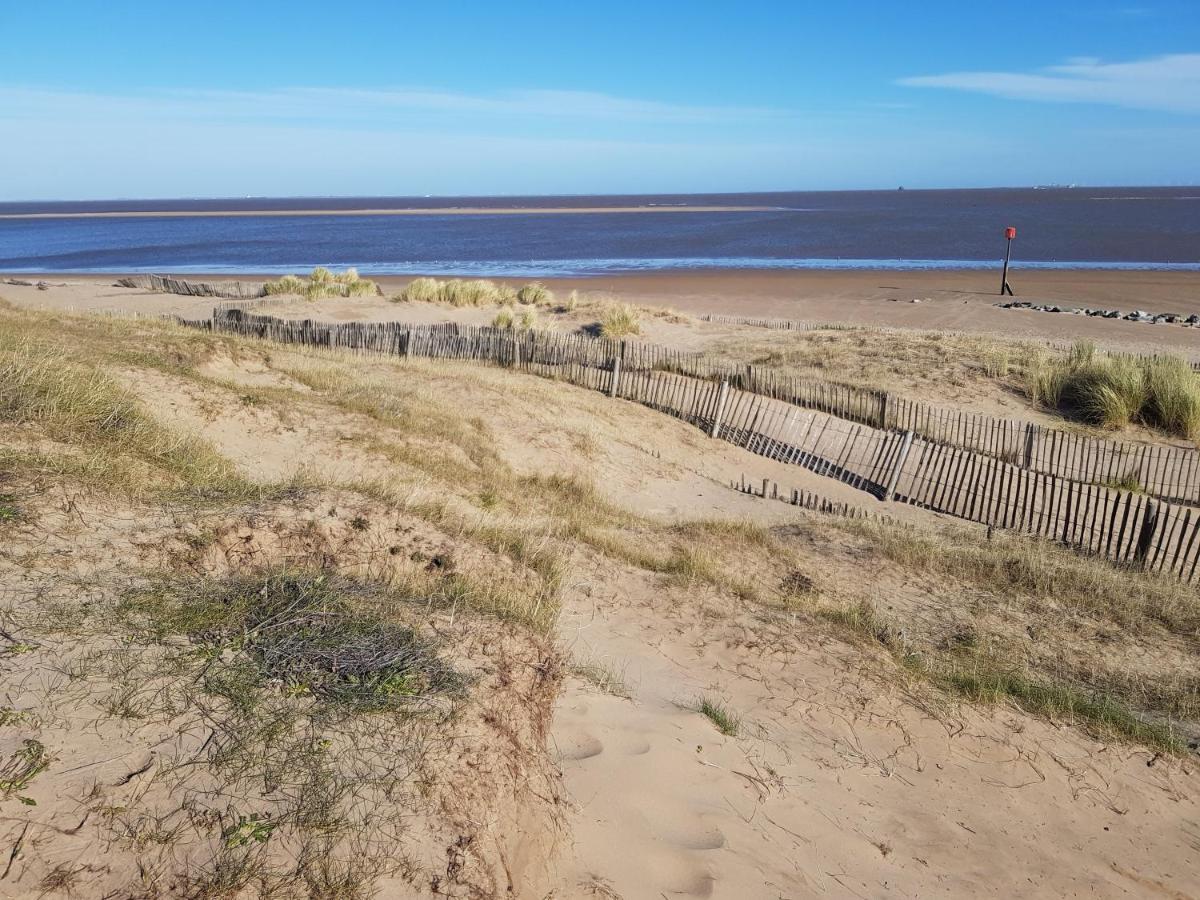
{"left": 731, "top": 476, "right": 904, "bottom": 525}
{"left": 118, "top": 274, "right": 267, "bottom": 299}
{"left": 196, "top": 305, "right": 1200, "bottom": 509}
{"left": 188, "top": 308, "right": 1200, "bottom": 582}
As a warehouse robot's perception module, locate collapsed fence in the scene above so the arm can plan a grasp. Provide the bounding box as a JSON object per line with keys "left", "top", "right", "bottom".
{"left": 731, "top": 476, "right": 904, "bottom": 526}
{"left": 189, "top": 308, "right": 1200, "bottom": 582}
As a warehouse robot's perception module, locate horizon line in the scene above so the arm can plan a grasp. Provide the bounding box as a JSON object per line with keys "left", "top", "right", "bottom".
{"left": 3, "top": 183, "right": 1199, "bottom": 206}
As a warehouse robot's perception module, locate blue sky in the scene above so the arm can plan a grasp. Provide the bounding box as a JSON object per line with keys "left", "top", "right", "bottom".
{"left": 1, "top": 1, "right": 1198, "bottom": 199}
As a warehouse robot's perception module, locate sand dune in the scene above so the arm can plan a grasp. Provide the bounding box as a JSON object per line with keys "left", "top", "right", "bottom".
{"left": 2, "top": 287, "right": 1199, "bottom": 898}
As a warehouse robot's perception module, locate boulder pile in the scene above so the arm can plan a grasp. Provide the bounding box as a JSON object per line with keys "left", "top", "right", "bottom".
{"left": 998, "top": 300, "right": 1199, "bottom": 326}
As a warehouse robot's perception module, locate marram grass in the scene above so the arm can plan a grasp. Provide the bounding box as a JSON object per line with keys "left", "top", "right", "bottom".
{"left": 264, "top": 268, "right": 379, "bottom": 301}
{"left": 600, "top": 303, "right": 641, "bottom": 339}
{"left": 1028, "top": 341, "right": 1200, "bottom": 438}
{"left": 393, "top": 277, "right": 552, "bottom": 308}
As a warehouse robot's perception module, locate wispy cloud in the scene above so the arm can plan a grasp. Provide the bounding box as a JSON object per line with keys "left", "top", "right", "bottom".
{"left": 0, "top": 84, "right": 786, "bottom": 127}
{"left": 898, "top": 53, "right": 1200, "bottom": 114}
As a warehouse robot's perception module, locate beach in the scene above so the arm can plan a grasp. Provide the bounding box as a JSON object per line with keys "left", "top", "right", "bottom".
{"left": 9, "top": 268, "right": 1200, "bottom": 353}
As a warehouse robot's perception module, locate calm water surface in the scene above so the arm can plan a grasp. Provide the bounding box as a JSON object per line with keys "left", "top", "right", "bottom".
{"left": 1, "top": 188, "right": 1197, "bottom": 274}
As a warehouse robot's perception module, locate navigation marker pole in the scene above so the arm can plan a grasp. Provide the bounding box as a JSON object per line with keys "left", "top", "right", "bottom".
{"left": 1000, "top": 226, "right": 1016, "bottom": 296}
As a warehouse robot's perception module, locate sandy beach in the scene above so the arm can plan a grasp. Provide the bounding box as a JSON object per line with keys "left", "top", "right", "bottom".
{"left": 9, "top": 268, "right": 1200, "bottom": 354}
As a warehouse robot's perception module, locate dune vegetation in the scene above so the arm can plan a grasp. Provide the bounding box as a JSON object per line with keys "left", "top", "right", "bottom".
{"left": 599, "top": 302, "right": 642, "bottom": 338}
{"left": 393, "top": 276, "right": 555, "bottom": 308}
{"left": 492, "top": 305, "right": 540, "bottom": 330}
{"left": 263, "top": 267, "right": 379, "bottom": 301}
{"left": 1028, "top": 341, "right": 1200, "bottom": 438}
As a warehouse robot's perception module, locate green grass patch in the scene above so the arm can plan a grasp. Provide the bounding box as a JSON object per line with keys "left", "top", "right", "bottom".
{"left": 0, "top": 337, "right": 248, "bottom": 497}
{"left": 696, "top": 696, "right": 740, "bottom": 736}
{"left": 927, "top": 659, "right": 1183, "bottom": 752}
{"left": 0, "top": 492, "right": 19, "bottom": 525}
{"left": 818, "top": 595, "right": 1185, "bottom": 753}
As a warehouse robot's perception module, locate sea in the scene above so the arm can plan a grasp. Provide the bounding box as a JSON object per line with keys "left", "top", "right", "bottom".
{"left": 1, "top": 187, "right": 1198, "bottom": 275}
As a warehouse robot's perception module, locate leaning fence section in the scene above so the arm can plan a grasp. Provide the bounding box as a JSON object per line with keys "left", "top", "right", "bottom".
{"left": 118, "top": 274, "right": 267, "bottom": 299}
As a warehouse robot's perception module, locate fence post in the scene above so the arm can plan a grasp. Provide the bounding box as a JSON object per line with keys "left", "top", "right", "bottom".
{"left": 1135, "top": 499, "right": 1159, "bottom": 569}
{"left": 511, "top": 335, "right": 521, "bottom": 369}
{"left": 709, "top": 380, "right": 730, "bottom": 438}
{"left": 1022, "top": 422, "right": 1035, "bottom": 469}
{"left": 609, "top": 356, "right": 621, "bottom": 397}
{"left": 877, "top": 392, "right": 889, "bottom": 430}
{"left": 882, "top": 430, "right": 914, "bottom": 501}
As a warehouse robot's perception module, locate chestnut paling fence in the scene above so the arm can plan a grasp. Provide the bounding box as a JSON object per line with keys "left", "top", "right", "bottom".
{"left": 179, "top": 307, "right": 1200, "bottom": 582}
{"left": 204, "top": 305, "right": 1200, "bottom": 505}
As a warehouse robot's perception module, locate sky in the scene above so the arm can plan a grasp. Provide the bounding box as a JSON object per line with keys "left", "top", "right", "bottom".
{"left": 1, "top": 1, "right": 1198, "bottom": 200}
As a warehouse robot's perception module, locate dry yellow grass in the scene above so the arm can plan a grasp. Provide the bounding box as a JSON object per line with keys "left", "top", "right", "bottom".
{"left": 600, "top": 303, "right": 642, "bottom": 338}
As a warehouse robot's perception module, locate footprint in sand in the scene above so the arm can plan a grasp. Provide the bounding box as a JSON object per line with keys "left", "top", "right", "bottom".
{"left": 559, "top": 734, "right": 604, "bottom": 761}
{"left": 663, "top": 826, "right": 726, "bottom": 851}
{"left": 668, "top": 871, "right": 717, "bottom": 897}
{"left": 621, "top": 736, "right": 651, "bottom": 755}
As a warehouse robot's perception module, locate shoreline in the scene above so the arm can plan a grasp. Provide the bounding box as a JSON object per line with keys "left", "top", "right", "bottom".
{"left": 7, "top": 262, "right": 1200, "bottom": 277}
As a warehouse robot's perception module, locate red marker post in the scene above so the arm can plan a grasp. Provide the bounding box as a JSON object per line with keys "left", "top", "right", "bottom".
{"left": 1000, "top": 226, "right": 1017, "bottom": 296}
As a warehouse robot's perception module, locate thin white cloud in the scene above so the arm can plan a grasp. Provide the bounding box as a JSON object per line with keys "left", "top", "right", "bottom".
{"left": 0, "top": 84, "right": 785, "bottom": 126}
{"left": 899, "top": 53, "right": 1200, "bottom": 114}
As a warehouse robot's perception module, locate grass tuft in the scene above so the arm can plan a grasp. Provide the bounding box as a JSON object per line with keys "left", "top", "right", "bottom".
{"left": 599, "top": 303, "right": 641, "bottom": 339}
{"left": 696, "top": 696, "right": 740, "bottom": 736}
{"left": 571, "top": 657, "right": 632, "bottom": 699}
{"left": 1028, "top": 341, "right": 1200, "bottom": 437}
{"left": 517, "top": 282, "right": 553, "bottom": 306}
{"left": 392, "top": 277, "right": 549, "bottom": 308}
{"left": 0, "top": 739, "right": 50, "bottom": 804}
{"left": 264, "top": 269, "right": 378, "bottom": 302}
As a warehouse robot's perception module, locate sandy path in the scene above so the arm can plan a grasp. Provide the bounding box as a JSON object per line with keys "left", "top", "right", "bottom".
{"left": 551, "top": 557, "right": 1200, "bottom": 898}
